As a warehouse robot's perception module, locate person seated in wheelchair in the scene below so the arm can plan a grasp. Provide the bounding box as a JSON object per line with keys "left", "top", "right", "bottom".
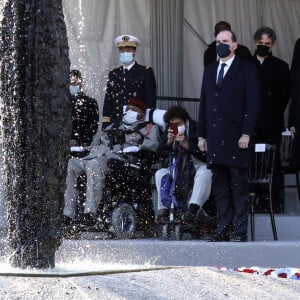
{"left": 63, "top": 98, "right": 161, "bottom": 227}
{"left": 155, "top": 106, "right": 212, "bottom": 224}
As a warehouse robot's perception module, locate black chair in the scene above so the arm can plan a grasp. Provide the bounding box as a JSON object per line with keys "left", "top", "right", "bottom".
{"left": 280, "top": 133, "right": 300, "bottom": 207}
{"left": 248, "top": 144, "right": 278, "bottom": 241}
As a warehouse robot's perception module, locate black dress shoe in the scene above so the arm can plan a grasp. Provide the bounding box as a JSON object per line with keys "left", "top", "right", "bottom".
{"left": 183, "top": 210, "right": 196, "bottom": 223}
{"left": 63, "top": 215, "right": 74, "bottom": 226}
{"left": 80, "top": 213, "right": 96, "bottom": 227}
{"left": 231, "top": 234, "right": 248, "bottom": 242}
{"left": 209, "top": 232, "right": 230, "bottom": 242}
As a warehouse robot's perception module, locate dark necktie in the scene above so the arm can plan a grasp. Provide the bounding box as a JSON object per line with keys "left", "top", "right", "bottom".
{"left": 217, "top": 63, "right": 226, "bottom": 88}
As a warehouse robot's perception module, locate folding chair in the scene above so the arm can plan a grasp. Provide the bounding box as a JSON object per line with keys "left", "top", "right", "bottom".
{"left": 280, "top": 131, "right": 300, "bottom": 206}
{"left": 248, "top": 144, "right": 278, "bottom": 241}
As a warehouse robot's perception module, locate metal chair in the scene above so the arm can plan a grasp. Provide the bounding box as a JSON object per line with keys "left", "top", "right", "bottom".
{"left": 248, "top": 144, "right": 278, "bottom": 241}
{"left": 280, "top": 132, "right": 300, "bottom": 207}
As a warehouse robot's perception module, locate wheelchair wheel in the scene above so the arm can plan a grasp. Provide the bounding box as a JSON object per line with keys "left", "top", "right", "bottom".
{"left": 111, "top": 204, "right": 137, "bottom": 239}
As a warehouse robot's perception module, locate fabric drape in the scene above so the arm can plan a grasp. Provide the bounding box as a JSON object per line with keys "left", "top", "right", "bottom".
{"left": 62, "top": 0, "right": 300, "bottom": 104}
{"left": 150, "top": 0, "right": 183, "bottom": 98}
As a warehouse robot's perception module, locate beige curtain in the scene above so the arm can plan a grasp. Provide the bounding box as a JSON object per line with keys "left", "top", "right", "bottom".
{"left": 183, "top": 0, "right": 300, "bottom": 98}
{"left": 151, "top": 0, "right": 184, "bottom": 97}
{"left": 183, "top": 0, "right": 260, "bottom": 98}
{"left": 263, "top": 0, "right": 300, "bottom": 62}
{"left": 63, "top": 0, "right": 151, "bottom": 110}
{"left": 62, "top": 0, "right": 300, "bottom": 102}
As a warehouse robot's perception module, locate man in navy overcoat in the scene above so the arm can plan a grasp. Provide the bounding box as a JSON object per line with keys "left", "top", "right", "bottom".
{"left": 198, "top": 30, "right": 260, "bottom": 242}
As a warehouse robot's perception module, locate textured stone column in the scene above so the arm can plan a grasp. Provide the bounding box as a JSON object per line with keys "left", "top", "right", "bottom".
{"left": 0, "top": 0, "right": 71, "bottom": 268}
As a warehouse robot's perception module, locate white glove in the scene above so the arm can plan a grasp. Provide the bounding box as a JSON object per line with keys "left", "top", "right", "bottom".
{"left": 122, "top": 146, "right": 140, "bottom": 153}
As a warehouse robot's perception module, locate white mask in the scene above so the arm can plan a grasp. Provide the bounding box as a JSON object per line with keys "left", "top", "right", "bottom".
{"left": 69, "top": 85, "right": 80, "bottom": 95}
{"left": 177, "top": 124, "right": 186, "bottom": 135}
{"left": 122, "top": 110, "right": 138, "bottom": 125}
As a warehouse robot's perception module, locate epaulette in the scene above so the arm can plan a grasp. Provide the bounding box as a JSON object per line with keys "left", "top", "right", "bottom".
{"left": 102, "top": 116, "right": 110, "bottom": 123}
{"left": 145, "top": 66, "right": 151, "bottom": 70}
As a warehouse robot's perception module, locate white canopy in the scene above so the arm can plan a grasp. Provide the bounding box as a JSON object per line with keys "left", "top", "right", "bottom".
{"left": 63, "top": 0, "right": 300, "bottom": 104}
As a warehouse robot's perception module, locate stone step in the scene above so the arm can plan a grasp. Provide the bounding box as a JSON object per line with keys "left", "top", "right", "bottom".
{"left": 250, "top": 213, "right": 300, "bottom": 241}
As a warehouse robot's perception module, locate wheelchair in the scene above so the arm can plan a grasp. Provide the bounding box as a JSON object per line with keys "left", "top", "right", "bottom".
{"left": 94, "top": 150, "right": 158, "bottom": 239}
{"left": 65, "top": 108, "right": 167, "bottom": 239}
{"left": 157, "top": 152, "right": 217, "bottom": 241}
{"left": 158, "top": 198, "right": 217, "bottom": 241}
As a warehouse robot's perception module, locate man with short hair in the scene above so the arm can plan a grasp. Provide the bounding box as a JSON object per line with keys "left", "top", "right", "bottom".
{"left": 198, "top": 30, "right": 260, "bottom": 242}
{"left": 204, "top": 21, "right": 252, "bottom": 67}
{"left": 102, "top": 34, "right": 156, "bottom": 129}
{"left": 252, "top": 26, "right": 290, "bottom": 212}
{"left": 69, "top": 69, "right": 99, "bottom": 149}
{"left": 63, "top": 70, "right": 99, "bottom": 227}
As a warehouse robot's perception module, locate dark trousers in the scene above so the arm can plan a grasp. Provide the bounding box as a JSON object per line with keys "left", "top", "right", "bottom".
{"left": 211, "top": 165, "right": 249, "bottom": 236}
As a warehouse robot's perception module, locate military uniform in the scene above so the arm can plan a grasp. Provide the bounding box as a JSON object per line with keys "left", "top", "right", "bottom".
{"left": 102, "top": 34, "right": 156, "bottom": 129}
{"left": 64, "top": 120, "right": 160, "bottom": 220}
{"left": 102, "top": 63, "right": 156, "bottom": 128}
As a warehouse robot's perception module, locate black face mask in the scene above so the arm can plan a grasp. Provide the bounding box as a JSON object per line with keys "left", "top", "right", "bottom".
{"left": 216, "top": 43, "right": 231, "bottom": 58}
{"left": 255, "top": 44, "right": 271, "bottom": 57}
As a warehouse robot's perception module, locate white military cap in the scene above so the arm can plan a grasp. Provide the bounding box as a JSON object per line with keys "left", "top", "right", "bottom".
{"left": 114, "top": 34, "right": 140, "bottom": 48}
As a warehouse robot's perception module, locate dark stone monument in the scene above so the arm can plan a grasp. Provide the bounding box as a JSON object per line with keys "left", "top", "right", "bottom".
{"left": 0, "top": 0, "right": 71, "bottom": 268}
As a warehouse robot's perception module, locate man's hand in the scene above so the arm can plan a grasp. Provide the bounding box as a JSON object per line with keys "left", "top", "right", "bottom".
{"left": 238, "top": 134, "right": 250, "bottom": 149}
{"left": 198, "top": 137, "right": 207, "bottom": 152}
{"left": 176, "top": 134, "right": 189, "bottom": 149}
{"left": 290, "top": 126, "right": 296, "bottom": 138}
{"left": 166, "top": 128, "right": 176, "bottom": 145}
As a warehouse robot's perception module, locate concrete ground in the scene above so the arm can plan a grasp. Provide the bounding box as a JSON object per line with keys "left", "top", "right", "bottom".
{"left": 1, "top": 236, "right": 300, "bottom": 299}
{"left": 0, "top": 186, "right": 299, "bottom": 299}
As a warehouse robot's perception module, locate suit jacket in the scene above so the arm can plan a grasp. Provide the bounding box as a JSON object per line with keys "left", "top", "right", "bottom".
{"left": 71, "top": 91, "right": 99, "bottom": 147}
{"left": 102, "top": 62, "right": 156, "bottom": 128}
{"left": 198, "top": 56, "right": 260, "bottom": 168}
{"left": 253, "top": 54, "right": 290, "bottom": 141}
{"left": 204, "top": 41, "right": 252, "bottom": 67}
{"left": 291, "top": 38, "right": 300, "bottom": 81}
{"left": 289, "top": 55, "right": 300, "bottom": 166}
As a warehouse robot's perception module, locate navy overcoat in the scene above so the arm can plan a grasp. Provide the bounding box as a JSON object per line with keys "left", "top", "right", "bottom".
{"left": 198, "top": 57, "right": 260, "bottom": 168}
